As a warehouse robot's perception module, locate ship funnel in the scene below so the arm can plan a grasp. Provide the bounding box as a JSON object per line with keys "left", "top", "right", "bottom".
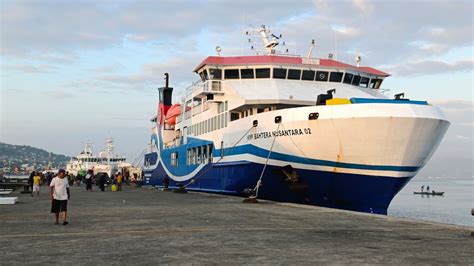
{"left": 157, "top": 73, "right": 173, "bottom": 125}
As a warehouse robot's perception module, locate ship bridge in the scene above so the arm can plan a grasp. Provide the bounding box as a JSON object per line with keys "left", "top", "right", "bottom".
{"left": 180, "top": 54, "right": 390, "bottom": 123}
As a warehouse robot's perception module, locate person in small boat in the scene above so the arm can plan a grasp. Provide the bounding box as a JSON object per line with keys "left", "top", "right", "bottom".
{"left": 421, "top": 185, "right": 424, "bottom": 192}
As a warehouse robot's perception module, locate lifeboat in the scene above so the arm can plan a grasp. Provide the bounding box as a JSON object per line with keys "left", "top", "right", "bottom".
{"left": 164, "top": 104, "right": 181, "bottom": 125}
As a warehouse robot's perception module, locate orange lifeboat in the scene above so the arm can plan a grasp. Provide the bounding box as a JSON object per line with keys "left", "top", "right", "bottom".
{"left": 164, "top": 104, "right": 181, "bottom": 125}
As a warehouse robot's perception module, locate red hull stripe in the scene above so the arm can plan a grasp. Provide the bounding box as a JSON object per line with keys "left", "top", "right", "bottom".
{"left": 194, "top": 55, "right": 389, "bottom": 77}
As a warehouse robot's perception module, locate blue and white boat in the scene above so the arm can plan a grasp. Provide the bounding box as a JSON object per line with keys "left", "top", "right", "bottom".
{"left": 143, "top": 26, "right": 449, "bottom": 214}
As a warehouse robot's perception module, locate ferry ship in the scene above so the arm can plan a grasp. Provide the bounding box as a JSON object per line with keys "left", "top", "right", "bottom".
{"left": 143, "top": 26, "right": 450, "bottom": 214}
{"left": 66, "top": 138, "right": 128, "bottom": 177}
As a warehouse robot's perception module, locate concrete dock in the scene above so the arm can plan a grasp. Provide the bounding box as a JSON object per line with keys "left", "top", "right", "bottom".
{"left": 0, "top": 186, "right": 472, "bottom": 264}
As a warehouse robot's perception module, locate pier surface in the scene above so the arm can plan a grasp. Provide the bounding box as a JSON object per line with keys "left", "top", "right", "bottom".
{"left": 0, "top": 186, "right": 472, "bottom": 264}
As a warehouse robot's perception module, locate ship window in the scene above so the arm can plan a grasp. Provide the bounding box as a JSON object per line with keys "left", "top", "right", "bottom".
{"left": 202, "top": 145, "right": 208, "bottom": 163}
{"left": 316, "top": 71, "right": 329, "bottom": 82}
{"left": 199, "top": 71, "right": 206, "bottom": 82}
{"left": 287, "top": 69, "right": 301, "bottom": 80}
{"left": 209, "top": 68, "right": 222, "bottom": 80}
{"left": 230, "top": 112, "right": 240, "bottom": 121}
{"left": 171, "top": 152, "right": 178, "bottom": 167}
{"left": 273, "top": 68, "right": 287, "bottom": 79}
{"left": 370, "top": 78, "right": 382, "bottom": 89}
{"left": 192, "top": 148, "right": 196, "bottom": 164}
{"left": 343, "top": 73, "right": 353, "bottom": 84}
{"left": 255, "top": 68, "right": 271, "bottom": 78}
{"left": 187, "top": 149, "right": 191, "bottom": 165}
{"left": 302, "top": 70, "right": 315, "bottom": 81}
{"left": 329, "top": 72, "right": 343, "bottom": 82}
{"left": 240, "top": 69, "right": 254, "bottom": 79}
{"left": 224, "top": 112, "right": 228, "bottom": 127}
{"left": 257, "top": 108, "right": 264, "bottom": 113}
{"left": 224, "top": 69, "right": 239, "bottom": 79}
{"left": 197, "top": 146, "right": 202, "bottom": 164}
{"left": 360, "top": 77, "right": 369, "bottom": 88}
{"left": 208, "top": 144, "right": 213, "bottom": 163}
{"left": 220, "top": 141, "right": 224, "bottom": 158}
{"left": 352, "top": 75, "right": 361, "bottom": 86}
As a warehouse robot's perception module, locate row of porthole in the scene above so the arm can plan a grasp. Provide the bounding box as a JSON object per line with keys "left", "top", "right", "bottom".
{"left": 251, "top": 112, "right": 320, "bottom": 127}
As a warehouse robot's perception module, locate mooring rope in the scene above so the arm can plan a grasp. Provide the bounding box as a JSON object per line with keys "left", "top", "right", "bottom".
{"left": 249, "top": 122, "right": 281, "bottom": 199}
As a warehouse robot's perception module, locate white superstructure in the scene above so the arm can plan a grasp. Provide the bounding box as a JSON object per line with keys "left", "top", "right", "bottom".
{"left": 66, "top": 138, "right": 128, "bottom": 177}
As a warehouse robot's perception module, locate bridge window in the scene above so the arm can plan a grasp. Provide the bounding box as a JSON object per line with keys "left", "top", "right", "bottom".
{"left": 273, "top": 68, "right": 287, "bottom": 79}
{"left": 360, "top": 77, "right": 370, "bottom": 88}
{"left": 302, "top": 70, "right": 315, "bottom": 81}
{"left": 352, "top": 75, "right": 361, "bottom": 86}
{"left": 329, "top": 72, "right": 343, "bottom": 82}
{"left": 369, "top": 78, "right": 383, "bottom": 89}
{"left": 240, "top": 69, "right": 254, "bottom": 79}
{"left": 343, "top": 73, "right": 353, "bottom": 84}
{"left": 256, "top": 68, "right": 271, "bottom": 78}
{"left": 287, "top": 69, "right": 301, "bottom": 80}
{"left": 224, "top": 69, "right": 239, "bottom": 79}
{"left": 199, "top": 69, "right": 208, "bottom": 81}
{"left": 316, "top": 71, "right": 329, "bottom": 82}
{"left": 209, "top": 68, "right": 222, "bottom": 80}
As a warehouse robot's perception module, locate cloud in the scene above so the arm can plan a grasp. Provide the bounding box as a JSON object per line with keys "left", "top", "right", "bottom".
{"left": 0, "top": 0, "right": 311, "bottom": 57}
{"left": 383, "top": 58, "right": 474, "bottom": 76}
{"left": 1, "top": 63, "right": 57, "bottom": 73}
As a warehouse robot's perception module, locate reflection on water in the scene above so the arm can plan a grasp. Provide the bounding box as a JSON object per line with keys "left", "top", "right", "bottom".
{"left": 388, "top": 176, "right": 473, "bottom": 227}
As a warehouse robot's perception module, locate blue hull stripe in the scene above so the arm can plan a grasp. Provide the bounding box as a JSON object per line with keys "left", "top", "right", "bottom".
{"left": 217, "top": 144, "right": 420, "bottom": 172}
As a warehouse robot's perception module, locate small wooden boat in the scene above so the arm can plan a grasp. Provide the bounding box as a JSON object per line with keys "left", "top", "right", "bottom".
{"left": 413, "top": 191, "right": 445, "bottom": 196}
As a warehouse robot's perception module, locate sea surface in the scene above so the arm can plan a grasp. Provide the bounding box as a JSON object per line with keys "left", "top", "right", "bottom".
{"left": 388, "top": 176, "right": 473, "bottom": 227}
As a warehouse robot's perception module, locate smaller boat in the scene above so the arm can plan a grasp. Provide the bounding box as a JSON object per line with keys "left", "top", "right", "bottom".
{"left": 413, "top": 191, "right": 445, "bottom": 196}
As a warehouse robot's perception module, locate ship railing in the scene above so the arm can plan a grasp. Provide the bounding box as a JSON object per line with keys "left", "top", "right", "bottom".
{"left": 191, "top": 80, "right": 222, "bottom": 97}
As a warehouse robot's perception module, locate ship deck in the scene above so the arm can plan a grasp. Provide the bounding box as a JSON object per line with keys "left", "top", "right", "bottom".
{"left": 0, "top": 186, "right": 472, "bottom": 264}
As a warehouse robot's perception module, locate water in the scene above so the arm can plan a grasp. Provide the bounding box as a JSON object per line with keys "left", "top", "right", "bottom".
{"left": 388, "top": 176, "right": 473, "bottom": 227}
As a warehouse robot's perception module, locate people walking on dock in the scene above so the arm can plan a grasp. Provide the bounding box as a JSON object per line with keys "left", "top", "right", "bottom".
{"left": 28, "top": 171, "right": 35, "bottom": 194}
{"left": 84, "top": 170, "right": 93, "bottom": 191}
{"left": 49, "top": 169, "right": 70, "bottom": 225}
{"left": 117, "top": 172, "right": 123, "bottom": 191}
{"left": 32, "top": 173, "right": 41, "bottom": 197}
{"left": 421, "top": 185, "right": 424, "bottom": 192}
{"left": 46, "top": 172, "right": 53, "bottom": 186}
{"left": 426, "top": 185, "right": 430, "bottom": 192}
{"left": 98, "top": 173, "right": 106, "bottom": 192}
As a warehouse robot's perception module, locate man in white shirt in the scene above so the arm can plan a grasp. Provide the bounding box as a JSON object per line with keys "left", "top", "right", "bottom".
{"left": 50, "top": 169, "right": 71, "bottom": 225}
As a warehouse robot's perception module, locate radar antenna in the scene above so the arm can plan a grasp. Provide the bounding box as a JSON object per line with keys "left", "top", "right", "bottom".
{"left": 245, "top": 24, "right": 287, "bottom": 55}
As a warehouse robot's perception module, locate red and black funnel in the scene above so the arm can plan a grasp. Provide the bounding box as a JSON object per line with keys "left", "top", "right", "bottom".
{"left": 157, "top": 73, "right": 173, "bottom": 125}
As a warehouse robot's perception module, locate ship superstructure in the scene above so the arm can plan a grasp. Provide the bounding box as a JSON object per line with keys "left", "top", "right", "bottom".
{"left": 143, "top": 26, "right": 449, "bottom": 214}
{"left": 67, "top": 138, "right": 128, "bottom": 177}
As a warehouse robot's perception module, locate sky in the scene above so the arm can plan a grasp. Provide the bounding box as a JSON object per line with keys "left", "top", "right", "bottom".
{"left": 0, "top": 0, "right": 473, "bottom": 177}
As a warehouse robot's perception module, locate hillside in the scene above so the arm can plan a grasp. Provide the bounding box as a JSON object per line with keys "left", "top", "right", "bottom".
{"left": 0, "top": 142, "right": 71, "bottom": 170}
